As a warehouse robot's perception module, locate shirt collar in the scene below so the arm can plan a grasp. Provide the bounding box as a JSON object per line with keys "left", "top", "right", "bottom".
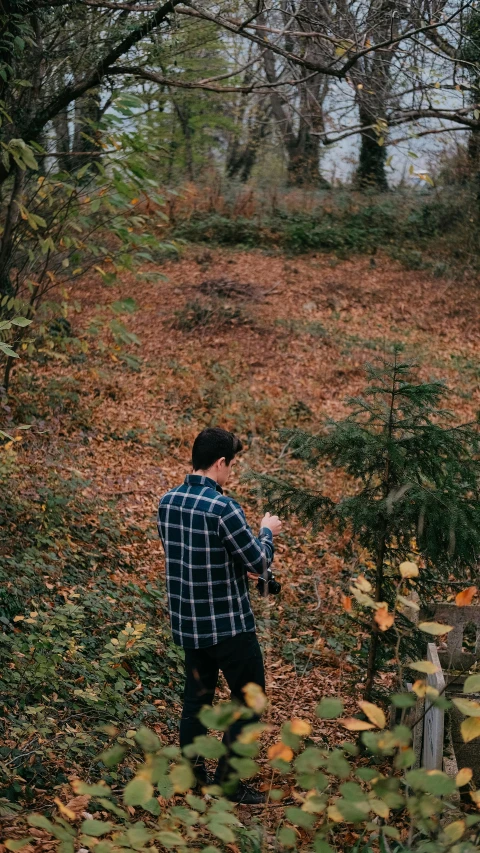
{"left": 185, "top": 473, "right": 223, "bottom": 494}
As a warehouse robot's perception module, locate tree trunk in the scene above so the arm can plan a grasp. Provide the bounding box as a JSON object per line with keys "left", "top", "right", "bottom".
{"left": 286, "top": 125, "right": 329, "bottom": 187}
{"left": 52, "top": 106, "right": 72, "bottom": 174}
{"left": 467, "top": 128, "right": 480, "bottom": 201}
{"left": 226, "top": 100, "right": 269, "bottom": 182}
{"left": 73, "top": 89, "right": 102, "bottom": 174}
{"left": 0, "top": 167, "right": 24, "bottom": 297}
{"left": 355, "top": 105, "right": 389, "bottom": 191}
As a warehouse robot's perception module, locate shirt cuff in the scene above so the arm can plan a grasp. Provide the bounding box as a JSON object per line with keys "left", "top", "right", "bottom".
{"left": 259, "top": 526, "right": 273, "bottom": 541}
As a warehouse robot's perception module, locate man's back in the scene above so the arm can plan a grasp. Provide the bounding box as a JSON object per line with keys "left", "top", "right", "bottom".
{"left": 158, "top": 473, "right": 274, "bottom": 648}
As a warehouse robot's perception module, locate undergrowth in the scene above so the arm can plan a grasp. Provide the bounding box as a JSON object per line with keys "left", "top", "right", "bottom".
{"left": 169, "top": 185, "right": 480, "bottom": 275}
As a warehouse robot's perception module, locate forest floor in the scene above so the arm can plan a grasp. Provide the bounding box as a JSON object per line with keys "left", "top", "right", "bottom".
{"left": 5, "top": 246, "right": 480, "bottom": 844}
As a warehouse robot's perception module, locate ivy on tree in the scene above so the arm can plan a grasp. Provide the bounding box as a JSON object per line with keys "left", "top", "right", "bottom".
{"left": 256, "top": 348, "right": 480, "bottom": 697}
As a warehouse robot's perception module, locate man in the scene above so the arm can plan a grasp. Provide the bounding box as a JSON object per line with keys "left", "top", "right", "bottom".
{"left": 157, "top": 427, "right": 282, "bottom": 805}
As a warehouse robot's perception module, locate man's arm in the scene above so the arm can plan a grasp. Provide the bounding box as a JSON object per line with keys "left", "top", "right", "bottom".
{"left": 218, "top": 501, "right": 275, "bottom": 576}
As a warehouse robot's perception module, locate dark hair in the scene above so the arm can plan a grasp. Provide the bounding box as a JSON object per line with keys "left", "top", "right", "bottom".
{"left": 192, "top": 427, "right": 243, "bottom": 470}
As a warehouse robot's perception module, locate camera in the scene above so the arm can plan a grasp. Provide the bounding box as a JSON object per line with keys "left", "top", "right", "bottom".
{"left": 256, "top": 569, "right": 281, "bottom": 596}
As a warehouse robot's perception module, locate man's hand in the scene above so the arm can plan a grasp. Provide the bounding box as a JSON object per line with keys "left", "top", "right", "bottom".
{"left": 261, "top": 511, "right": 282, "bottom": 536}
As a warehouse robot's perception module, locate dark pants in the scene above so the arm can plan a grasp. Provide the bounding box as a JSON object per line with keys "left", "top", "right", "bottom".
{"left": 180, "top": 631, "right": 265, "bottom": 785}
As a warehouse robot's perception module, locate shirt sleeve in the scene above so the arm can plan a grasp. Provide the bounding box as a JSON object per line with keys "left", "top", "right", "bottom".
{"left": 218, "top": 500, "right": 274, "bottom": 575}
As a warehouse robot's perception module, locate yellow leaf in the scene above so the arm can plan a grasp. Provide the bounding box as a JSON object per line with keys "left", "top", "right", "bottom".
{"left": 456, "top": 767, "right": 473, "bottom": 787}
{"left": 327, "top": 804, "right": 343, "bottom": 822}
{"left": 397, "top": 594, "right": 420, "bottom": 611}
{"left": 399, "top": 561, "right": 419, "bottom": 578}
{"left": 418, "top": 622, "right": 453, "bottom": 636}
{"left": 358, "top": 701, "right": 386, "bottom": 729}
{"left": 374, "top": 606, "right": 394, "bottom": 632}
{"left": 243, "top": 682, "right": 268, "bottom": 714}
{"left": 54, "top": 797, "right": 76, "bottom": 821}
{"left": 369, "top": 798, "right": 389, "bottom": 818}
{"left": 341, "top": 718, "right": 375, "bottom": 731}
{"left": 453, "top": 698, "right": 480, "bottom": 717}
{"left": 350, "top": 587, "right": 376, "bottom": 608}
{"left": 408, "top": 660, "right": 439, "bottom": 674}
{"left": 13, "top": 615, "right": 24, "bottom": 622}
{"left": 456, "top": 586, "right": 477, "bottom": 606}
{"left": 290, "top": 719, "right": 311, "bottom": 736}
{"left": 461, "top": 716, "right": 480, "bottom": 743}
{"left": 443, "top": 820, "right": 465, "bottom": 843}
{"left": 267, "top": 742, "right": 293, "bottom": 762}
{"left": 412, "top": 679, "right": 427, "bottom": 697}
{"left": 355, "top": 574, "right": 372, "bottom": 592}
{"left": 470, "top": 790, "right": 480, "bottom": 806}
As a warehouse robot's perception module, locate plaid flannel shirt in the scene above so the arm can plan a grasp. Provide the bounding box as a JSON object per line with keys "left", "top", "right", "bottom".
{"left": 157, "top": 474, "right": 274, "bottom": 648}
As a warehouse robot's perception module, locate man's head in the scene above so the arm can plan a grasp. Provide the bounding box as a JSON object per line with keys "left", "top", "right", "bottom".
{"left": 192, "top": 427, "right": 243, "bottom": 487}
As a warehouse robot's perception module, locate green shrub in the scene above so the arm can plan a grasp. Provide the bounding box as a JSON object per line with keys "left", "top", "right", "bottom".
{"left": 0, "top": 456, "right": 181, "bottom": 805}
{"left": 8, "top": 687, "right": 480, "bottom": 853}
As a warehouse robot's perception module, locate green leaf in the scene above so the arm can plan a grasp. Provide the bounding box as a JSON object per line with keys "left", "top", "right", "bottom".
{"left": 228, "top": 756, "right": 258, "bottom": 778}
{"left": 313, "top": 838, "right": 335, "bottom": 853}
{"left": 285, "top": 807, "right": 316, "bottom": 830}
{"left": 10, "top": 316, "right": 32, "bottom": 327}
{"left": 142, "top": 798, "right": 161, "bottom": 815}
{"left": 80, "top": 820, "right": 114, "bottom": 838}
{"left": 198, "top": 702, "right": 243, "bottom": 730}
{"left": 156, "top": 831, "right": 187, "bottom": 848}
{"left": 391, "top": 693, "right": 416, "bottom": 708}
{"left": 405, "top": 769, "right": 456, "bottom": 796}
{"left": 316, "top": 698, "right": 344, "bottom": 719}
{"left": 294, "top": 747, "right": 326, "bottom": 774}
{"left": 99, "top": 744, "right": 127, "bottom": 767}
{"left": 356, "top": 767, "right": 379, "bottom": 782}
{"left": 71, "top": 781, "right": 112, "bottom": 797}
{"left": 326, "top": 750, "right": 350, "bottom": 779}
{"left": 127, "top": 825, "right": 153, "bottom": 848}
{"left": 112, "top": 298, "right": 138, "bottom": 314}
{"left": 96, "top": 799, "right": 128, "bottom": 819}
{"left": 0, "top": 342, "right": 19, "bottom": 358}
{"left": 27, "top": 816, "right": 55, "bottom": 832}
{"left": 185, "top": 793, "right": 207, "bottom": 813}
{"left": 464, "top": 675, "right": 480, "bottom": 694}
{"left": 170, "top": 762, "right": 195, "bottom": 793}
{"left": 4, "top": 840, "right": 34, "bottom": 851}
{"left": 183, "top": 735, "right": 226, "bottom": 760}
{"left": 339, "top": 782, "right": 365, "bottom": 801}
{"left": 123, "top": 777, "right": 154, "bottom": 806}
{"left": 207, "top": 822, "right": 236, "bottom": 843}
{"left": 278, "top": 826, "right": 297, "bottom": 848}
{"left": 134, "top": 726, "right": 162, "bottom": 752}
{"left": 337, "top": 797, "right": 370, "bottom": 822}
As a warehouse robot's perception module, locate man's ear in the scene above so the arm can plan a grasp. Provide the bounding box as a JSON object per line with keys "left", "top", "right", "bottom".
{"left": 218, "top": 456, "right": 227, "bottom": 468}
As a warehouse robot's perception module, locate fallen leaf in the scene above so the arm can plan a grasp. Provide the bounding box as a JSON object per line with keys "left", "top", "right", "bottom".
{"left": 54, "top": 798, "right": 76, "bottom": 821}
{"left": 456, "top": 586, "right": 477, "bottom": 606}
